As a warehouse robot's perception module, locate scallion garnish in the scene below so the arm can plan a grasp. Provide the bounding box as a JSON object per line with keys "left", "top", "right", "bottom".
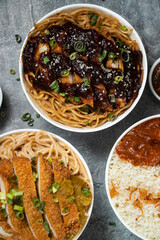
{"left": 28, "top": 118, "right": 34, "bottom": 127}
{"left": 109, "top": 113, "right": 117, "bottom": 121}
{"left": 114, "top": 71, "right": 124, "bottom": 84}
{"left": 49, "top": 157, "right": 52, "bottom": 163}
{"left": 33, "top": 198, "right": 40, "bottom": 208}
{"left": 61, "top": 70, "right": 70, "bottom": 77}
{"left": 81, "top": 105, "right": 89, "bottom": 113}
{"left": 21, "top": 113, "right": 31, "bottom": 121}
{"left": 36, "top": 113, "right": 40, "bottom": 118}
{"left": 98, "top": 25, "right": 103, "bottom": 31}
{"left": 59, "top": 92, "right": 65, "bottom": 97}
{"left": 109, "top": 222, "right": 116, "bottom": 226}
{"left": 13, "top": 205, "right": 23, "bottom": 212}
{"left": 50, "top": 80, "right": 58, "bottom": 89}
{"left": 69, "top": 52, "right": 77, "bottom": 60}
{"left": 64, "top": 42, "right": 71, "bottom": 50}
{"left": 82, "top": 188, "right": 90, "bottom": 196}
{"left": 16, "top": 78, "right": 20, "bottom": 81}
{"left": 31, "top": 157, "right": 36, "bottom": 161}
{"left": 98, "top": 50, "right": 107, "bottom": 62}
{"left": 49, "top": 188, "right": 52, "bottom": 193}
{"left": 108, "top": 94, "right": 116, "bottom": 103}
{"left": 7, "top": 193, "right": 13, "bottom": 200}
{"left": 52, "top": 182, "right": 59, "bottom": 193}
{"left": 49, "top": 40, "right": 56, "bottom": 47}
{"left": 15, "top": 34, "right": 22, "bottom": 43}
{"left": 67, "top": 196, "right": 74, "bottom": 202}
{"left": 83, "top": 77, "right": 90, "bottom": 89}
{"left": 10, "top": 69, "right": 16, "bottom": 75}
{"left": 35, "top": 219, "right": 43, "bottom": 224}
{"left": 10, "top": 175, "right": 18, "bottom": 183}
{"left": 88, "top": 11, "right": 94, "bottom": 19}
{"left": 0, "top": 208, "right": 8, "bottom": 218}
{"left": 120, "top": 48, "right": 130, "bottom": 62}
{"left": 60, "top": 161, "right": 64, "bottom": 166}
{"left": 16, "top": 211, "right": 24, "bottom": 220}
{"left": 0, "top": 192, "right": 6, "bottom": 200}
{"left": 39, "top": 201, "right": 45, "bottom": 210}
{"left": 8, "top": 199, "right": 13, "bottom": 205}
{"left": 0, "top": 111, "right": 6, "bottom": 118}
{"left": 44, "top": 29, "right": 50, "bottom": 35}
{"left": 43, "top": 221, "right": 50, "bottom": 234}
{"left": 90, "top": 15, "right": 99, "bottom": 26}
{"left": 74, "top": 96, "right": 80, "bottom": 102}
{"left": 101, "top": 64, "right": 112, "bottom": 73}
{"left": 10, "top": 189, "right": 23, "bottom": 197}
{"left": 54, "top": 198, "right": 59, "bottom": 203}
{"left": 121, "top": 25, "right": 127, "bottom": 31}
{"left": 40, "top": 209, "right": 45, "bottom": 214}
{"left": 116, "top": 39, "right": 123, "bottom": 48}
{"left": 74, "top": 41, "right": 86, "bottom": 53}
{"left": 1, "top": 200, "right": 6, "bottom": 205}
{"left": 108, "top": 52, "right": 116, "bottom": 59}
{"left": 33, "top": 172, "right": 39, "bottom": 182}
{"left": 61, "top": 206, "right": 69, "bottom": 215}
{"left": 43, "top": 56, "right": 50, "bottom": 64}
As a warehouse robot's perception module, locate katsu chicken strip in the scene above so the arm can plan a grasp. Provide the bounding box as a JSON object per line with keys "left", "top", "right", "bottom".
{"left": 37, "top": 154, "right": 66, "bottom": 240}
{"left": 0, "top": 159, "right": 34, "bottom": 240}
{"left": 52, "top": 159, "right": 80, "bottom": 233}
{"left": 12, "top": 157, "right": 50, "bottom": 240}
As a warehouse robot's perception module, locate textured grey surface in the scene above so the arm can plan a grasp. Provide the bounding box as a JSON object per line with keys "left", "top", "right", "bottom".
{"left": 0, "top": 0, "right": 160, "bottom": 239}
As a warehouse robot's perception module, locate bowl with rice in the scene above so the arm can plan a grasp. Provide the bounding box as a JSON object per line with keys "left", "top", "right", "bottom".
{"left": 106, "top": 114, "right": 160, "bottom": 240}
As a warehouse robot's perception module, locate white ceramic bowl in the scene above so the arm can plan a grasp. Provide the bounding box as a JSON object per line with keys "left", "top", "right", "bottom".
{"left": 105, "top": 114, "right": 160, "bottom": 240}
{"left": 19, "top": 4, "right": 148, "bottom": 133}
{"left": 0, "top": 129, "right": 94, "bottom": 240}
{"left": 0, "top": 87, "right": 3, "bottom": 107}
{"left": 149, "top": 58, "right": 160, "bottom": 101}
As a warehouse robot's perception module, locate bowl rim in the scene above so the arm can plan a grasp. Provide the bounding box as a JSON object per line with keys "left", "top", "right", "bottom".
{"left": 19, "top": 3, "right": 148, "bottom": 133}
{"left": 0, "top": 128, "right": 94, "bottom": 240}
{"left": 105, "top": 114, "right": 160, "bottom": 240}
{"left": 149, "top": 58, "right": 160, "bottom": 101}
{"left": 0, "top": 87, "right": 3, "bottom": 108}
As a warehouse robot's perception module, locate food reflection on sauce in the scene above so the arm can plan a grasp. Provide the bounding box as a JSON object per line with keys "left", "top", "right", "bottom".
{"left": 152, "top": 62, "right": 160, "bottom": 96}
{"left": 116, "top": 118, "right": 160, "bottom": 166}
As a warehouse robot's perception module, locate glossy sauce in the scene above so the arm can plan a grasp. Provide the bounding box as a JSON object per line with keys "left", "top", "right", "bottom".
{"left": 152, "top": 62, "right": 160, "bottom": 96}
{"left": 23, "top": 22, "right": 142, "bottom": 109}
{"left": 116, "top": 118, "right": 160, "bottom": 166}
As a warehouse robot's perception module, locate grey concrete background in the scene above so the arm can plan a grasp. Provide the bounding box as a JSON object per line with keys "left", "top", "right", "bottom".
{"left": 0, "top": 0, "right": 160, "bottom": 239}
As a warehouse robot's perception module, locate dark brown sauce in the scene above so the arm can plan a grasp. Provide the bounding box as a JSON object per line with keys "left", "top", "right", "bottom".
{"left": 152, "top": 62, "right": 160, "bottom": 96}
{"left": 116, "top": 118, "right": 160, "bottom": 166}
{"left": 22, "top": 22, "right": 142, "bottom": 110}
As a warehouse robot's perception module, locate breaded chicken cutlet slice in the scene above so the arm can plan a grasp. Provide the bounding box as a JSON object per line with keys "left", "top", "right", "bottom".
{"left": 52, "top": 158, "right": 80, "bottom": 234}
{"left": 12, "top": 157, "right": 50, "bottom": 240}
{"left": 37, "top": 154, "right": 66, "bottom": 240}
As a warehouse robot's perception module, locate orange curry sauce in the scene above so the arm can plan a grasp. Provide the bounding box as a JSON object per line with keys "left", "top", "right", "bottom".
{"left": 116, "top": 118, "right": 160, "bottom": 166}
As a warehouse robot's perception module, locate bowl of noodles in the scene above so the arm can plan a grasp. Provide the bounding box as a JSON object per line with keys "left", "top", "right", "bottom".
{"left": 19, "top": 4, "right": 147, "bottom": 132}
{"left": 0, "top": 129, "right": 93, "bottom": 240}
{"left": 106, "top": 114, "right": 160, "bottom": 240}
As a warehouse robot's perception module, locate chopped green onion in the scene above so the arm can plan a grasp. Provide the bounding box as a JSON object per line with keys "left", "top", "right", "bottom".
{"left": 33, "top": 172, "right": 39, "bottom": 182}
{"left": 109, "top": 222, "right": 116, "bottom": 226}
{"left": 0, "top": 208, "right": 8, "bottom": 218}
{"left": 13, "top": 205, "right": 23, "bottom": 212}
{"left": 15, "top": 196, "right": 23, "bottom": 205}
{"left": 60, "top": 161, "right": 64, "bottom": 166}
{"left": 98, "top": 25, "right": 103, "bottom": 31}
{"left": 50, "top": 80, "right": 58, "bottom": 90}
{"left": 87, "top": 122, "right": 90, "bottom": 126}
{"left": 82, "top": 188, "right": 90, "bottom": 196}
{"left": 8, "top": 199, "right": 13, "bottom": 205}
{"left": 43, "top": 56, "right": 50, "bottom": 64}
{"left": 36, "top": 113, "right": 40, "bottom": 118}
{"left": 61, "top": 206, "right": 69, "bottom": 215}
{"left": 52, "top": 183, "right": 59, "bottom": 193}
{"left": 15, "top": 34, "right": 22, "bottom": 43}
{"left": 74, "top": 41, "right": 86, "bottom": 53}
{"left": 1, "top": 200, "right": 6, "bottom": 205}
{"left": 10, "top": 69, "right": 16, "bottom": 75}
{"left": 0, "top": 111, "right": 6, "bottom": 118}
{"left": 108, "top": 52, "right": 116, "bottom": 59}
{"left": 49, "top": 157, "right": 52, "bottom": 163}
{"left": 88, "top": 11, "right": 94, "bottom": 19}
{"left": 53, "top": 87, "right": 59, "bottom": 93}
{"left": 81, "top": 105, "right": 89, "bottom": 113}
{"left": 83, "top": 77, "right": 90, "bottom": 89}
{"left": 43, "top": 221, "right": 50, "bottom": 234}
{"left": 33, "top": 198, "right": 40, "bottom": 208}
{"left": 74, "top": 96, "right": 80, "bottom": 102}
{"left": 10, "top": 175, "right": 18, "bottom": 183}
{"left": 16, "top": 211, "right": 24, "bottom": 220}
{"left": 28, "top": 118, "right": 34, "bottom": 127}
{"left": 101, "top": 64, "right": 112, "bottom": 73}
{"left": 21, "top": 113, "right": 31, "bottom": 121}
{"left": 49, "top": 40, "right": 56, "bottom": 47}
{"left": 98, "top": 50, "right": 107, "bottom": 62}
{"left": 10, "top": 189, "right": 23, "bottom": 197}
{"left": 40, "top": 209, "right": 45, "bottom": 214}
{"left": 49, "top": 188, "right": 52, "bottom": 193}
{"left": 116, "top": 39, "right": 123, "bottom": 48}
{"left": 121, "top": 25, "right": 127, "bottom": 31}
{"left": 54, "top": 198, "right": 59, "bottom": 203}
{"left": 7, "top": 193, "right": 13, "bottom": 200}
{"left": 114, "top": 71, "right": 124, "bottom": 84}
{"left": 69, "top": 52, "right": 77, "bottom": 60}
{"left": 120, "top": 48, "right": 130, "bottom": 62}
{"left": 44, "top": 29, "right": 50, "bottom": 35}
{"left": 39, "top": 201, "right": 45, "bottom": 210}
{"left": 108, "top": 94, "right": 116, "bottom": 103}
{"left": 0, "top": 192, "right": 6, "bottom": 200}
{"left": 67, "top": 196, "right": 74, "bottom": 202}
{"left": 59, "top": 92, "right": 65, "bottom": 97}
{"left": 109, "top": 113, "right": 117, "bottom": 121}
{"left": 90, "top": 15, "right": 99, "bottom": 26}
{"left": 65, "top": 97, "right": 71, "bottom": 103}
{"left": 64, "top": 42, "right": 71, "bottom": 50}
{"left": 31, "top": 157, "right": 36, "bottom": 161}
{"left": 16, "top": 78, "right": 20, "bottom": 81}
{"left": 61, "top": 70, "right": 70, "bottom": 77}
{"left": 35, "top": 219, "right": 43, "bottom": 224}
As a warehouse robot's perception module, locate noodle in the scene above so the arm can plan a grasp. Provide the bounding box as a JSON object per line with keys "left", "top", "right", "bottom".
{"left": 23, "top": 8, "right": 142, "bottom": 128}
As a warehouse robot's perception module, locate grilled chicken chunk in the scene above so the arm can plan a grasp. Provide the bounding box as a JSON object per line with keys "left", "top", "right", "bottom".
{"left": 37, "top": 154, "right": 66, "bottom": 240}
{"left": 12, "top": 157, "right": 50, "bottom": 240}
{"left": 52, "top": 158, "right": 80, "bottom": 234}
{"left": 106, "top": 57, "right": 124, "bottom": 72}
{"left": 35, "top": 43, "right": 49, "bottom": 61}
